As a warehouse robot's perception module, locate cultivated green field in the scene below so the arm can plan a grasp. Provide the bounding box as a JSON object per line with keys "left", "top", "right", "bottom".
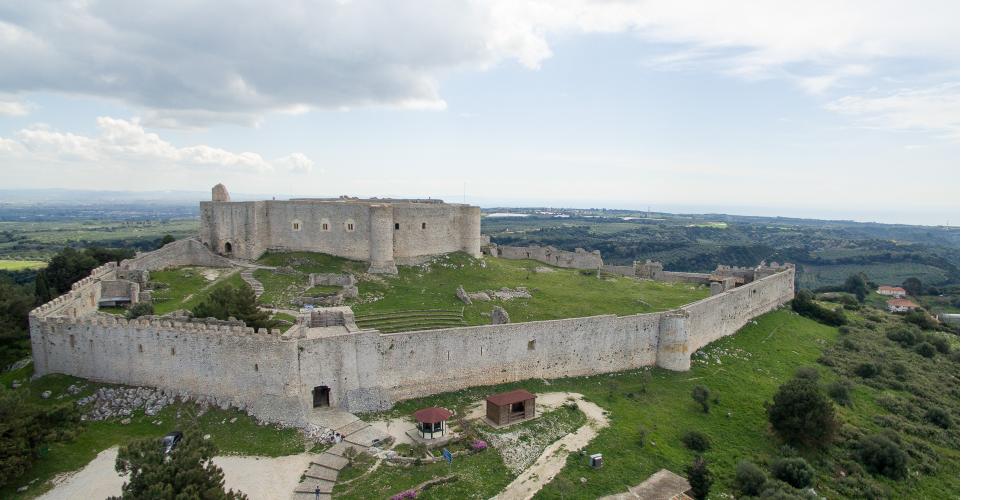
{"left": 0, "top": 259, "right": 46, "bottom": 270}
{"left": 0, "top": 219, "right": 199, "bottom": 260}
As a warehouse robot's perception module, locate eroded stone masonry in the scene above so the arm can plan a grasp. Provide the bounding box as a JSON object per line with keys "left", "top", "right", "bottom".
{"left": 29, "top": 185, "right": 795, "bottom": 427}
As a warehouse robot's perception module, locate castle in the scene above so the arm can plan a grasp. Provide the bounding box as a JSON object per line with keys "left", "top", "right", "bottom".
{"left": 29, "top": 185, "right": 795, "bottom": 427}
{"left": 200, "top": 184, "right": 481, "bottom": 273}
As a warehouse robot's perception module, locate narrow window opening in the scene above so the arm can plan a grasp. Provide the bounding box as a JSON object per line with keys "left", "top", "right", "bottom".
{"left": 322, "top": 223, "right": 329, "bottom": 231}
{"left": 293, "top": 222, "right": 300, "bottom": 230}
{"left": 69, "top": 335, "right": 75, "bottom": 348}
{"left": 480, "top": 346, "right": 484, "bottom": 356}
{"left": 170, "top": 347, "right": 176, "bottom": 356}
{"left": 348, "top": 223, "right": 354, "bottom": 231}
{"left": 421, "top": 222, "right": 427, "bottom": 230}
{"left": 138, "top": 344, "right": 143, "bottom": 353}
{"left": 394, "top": 223, "right": 400, "bottom": 230}
{"left": 254, "top": 363, "right": 259, "bottom": 372}
{"left": 528, "top": 340, "right": 536, "bottom": 351}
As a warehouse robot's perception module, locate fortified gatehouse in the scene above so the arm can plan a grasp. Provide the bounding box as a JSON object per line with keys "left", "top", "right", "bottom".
{"left": 200, "top": 184, "right": 481, "bottom": 274}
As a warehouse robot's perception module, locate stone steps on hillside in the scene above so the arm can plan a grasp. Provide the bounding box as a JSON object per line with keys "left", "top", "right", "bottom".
{"left": 294, "top": 476, "right": 336, "bottom": 495}
{"left": 304, "top": 463, "right": 340, "bottom": 482}
{"left": 326, "top": 441, "right": 365, "bottom": 457}
{"left": 239, "top": 270, "right": 264, "bottom": 298}
{"left": 313, "top": 452, "right": 350, "bottom": 471}
{"left": 337, "top": 418, "right": 369, "bottom": 436}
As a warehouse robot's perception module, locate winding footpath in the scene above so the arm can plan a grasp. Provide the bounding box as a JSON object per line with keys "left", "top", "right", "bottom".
{"left": 492, "top": 393, "right": 609, "bottom": 500}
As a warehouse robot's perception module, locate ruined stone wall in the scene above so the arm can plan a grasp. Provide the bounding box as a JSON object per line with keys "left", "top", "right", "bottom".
{"left": 496, "top": 245, "right": 603, "bottom": 270}
{"left": 602, "top": 264, "right": 636, "bottom": 276}
{"left": 651, "top": 271, "right": 713, "bottom": 284}
{"left": 121, "top": 238, "right": 231, "bottom": 272}
{"left": 33, "top": 262, "right": 117, "bottom": 320}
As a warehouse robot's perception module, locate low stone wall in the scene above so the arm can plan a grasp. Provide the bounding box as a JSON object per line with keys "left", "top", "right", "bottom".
{"left": 122, "top": 238, "right": 232, "bottom": 272}
{"left": 650, "top": 271, "right": 712, "bottom": 284}
{"left": 496, "top": 245, "right": 603, "bottom": 270}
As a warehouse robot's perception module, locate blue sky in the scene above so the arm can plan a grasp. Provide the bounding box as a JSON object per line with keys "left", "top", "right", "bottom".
{"left": 0, "top": 1, "right": 959, "bottom": 225}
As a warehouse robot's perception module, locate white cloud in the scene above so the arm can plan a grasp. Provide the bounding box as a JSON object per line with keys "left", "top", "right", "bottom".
{"left": 1, "top": 117, "right": 312, "bottom": 173}
{"left": 0, "top": 1, "right": 957, "bottom": 126}
{"left": 0, "top": 99, "right": 30, "bottom": 116}
{"left": 824, "top": 83, "right": 959, "bottom": 135}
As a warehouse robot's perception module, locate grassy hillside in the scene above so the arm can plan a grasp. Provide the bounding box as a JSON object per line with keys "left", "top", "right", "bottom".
{"left": 347, "top": 306, "right": 958, "bottom": 499}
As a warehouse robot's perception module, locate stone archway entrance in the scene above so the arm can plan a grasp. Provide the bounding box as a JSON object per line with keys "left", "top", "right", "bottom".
{"left": 224, "top": 242, "right": 233, "bottom": 255}
{"left": 312, "top": 386, "right": 331, "bottom": 408}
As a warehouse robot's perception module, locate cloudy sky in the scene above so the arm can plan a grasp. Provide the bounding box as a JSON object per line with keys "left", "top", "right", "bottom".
{"left": 0, "top": 1, "right": 959, "bottom": 225}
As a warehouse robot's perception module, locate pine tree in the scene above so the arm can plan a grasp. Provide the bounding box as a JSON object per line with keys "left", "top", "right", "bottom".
{"left": 112, "top": 432, "right": 247, "bottom": 500}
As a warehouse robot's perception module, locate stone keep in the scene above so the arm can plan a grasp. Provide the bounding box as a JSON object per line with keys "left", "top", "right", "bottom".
{"left": 199, "top": 184, "right": 481, "bottom": 273}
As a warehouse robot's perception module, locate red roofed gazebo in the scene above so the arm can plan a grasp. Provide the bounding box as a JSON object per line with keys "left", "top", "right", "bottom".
{"left": 413, "top": 407, "right": 453, "bottom": 439}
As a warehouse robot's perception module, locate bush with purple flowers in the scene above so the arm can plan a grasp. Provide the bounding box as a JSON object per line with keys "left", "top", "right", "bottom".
{"left": 390, "top": 490, "right": 418, "bottom": 500}
{"left": 470, "top": 439, "right": 488, "bottom": 451}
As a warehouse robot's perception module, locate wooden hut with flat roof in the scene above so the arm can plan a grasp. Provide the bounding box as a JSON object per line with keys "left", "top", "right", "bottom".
{"left": 485, "top": 389, "right": 536, "bottom": 426}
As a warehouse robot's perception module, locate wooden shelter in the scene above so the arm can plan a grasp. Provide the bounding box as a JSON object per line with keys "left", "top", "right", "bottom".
{"left": 485, "top": 389, "right": 536, "bottom": 426}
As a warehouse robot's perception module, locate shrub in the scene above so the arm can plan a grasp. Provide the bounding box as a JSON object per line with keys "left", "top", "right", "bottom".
{"left": 692, "top": 385, "right": 711, "bottom": 413}
{"left": 770, "top": 457, "right": 814, "bottom": 488}
{"left": 929, "top": 335, "right": 951, "bottom": 354}
{"left": 925, "top": 408, "right": 952, "bottom": 429}
{"left": 124, "top": 301, "right": 154, "bottom": 319}
{"left": 733, "top": 461, "right": 767, "bottom": 497}
{"left": 682, "top": 431, "right": 711, "bottom": 452}
{"left": 791, "top": 292, "right": 847, "bottom": 326}
{"left": 390, "top": 490, "right": 418, "bottom": 500}
{"left": 794, "top": 366, "right": 820, "bottom": 382}
{"left": 766, "top": 378, "right": 837, "bottom": 447}
{"left": 904, "top": 310, "right": 938, "bottom": 330}
{"left": 470, "top": 439, "right": 487, "bottom": 451}
{"left": 686, "top": 456, "right": 713, "bottom": 500}
{"left": 914, "top": 342, "right": 937, "bottom": 358}
{"left": 113, "top": 432, "right": 247, "bottom": 499}
{"left": 855, "top": 434, "right": 908, "bottom": 479}
{"left": 854, "top": 362, "right": 880, "bottom": 378}
{"left": 886, "top": 326, "right": 921, "bottom": 347}
{"left": 827, "top": 380, "right": 853, "bottom": 406}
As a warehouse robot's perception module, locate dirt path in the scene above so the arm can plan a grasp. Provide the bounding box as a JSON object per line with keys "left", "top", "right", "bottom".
{"left": 38, "top": 447, "right": 315, "bottom": 500}
{"left": 491, "top": 393, "right": 609, "bottom": 500}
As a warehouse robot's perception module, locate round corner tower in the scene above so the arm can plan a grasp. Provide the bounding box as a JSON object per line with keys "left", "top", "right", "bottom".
{"left": 367, "top": 204, "right": 398, "bottom": 274}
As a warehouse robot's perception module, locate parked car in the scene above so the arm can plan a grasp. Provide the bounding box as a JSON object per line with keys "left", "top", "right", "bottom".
{"left": 162, "top": 431, "right": 184, "bottom": 454}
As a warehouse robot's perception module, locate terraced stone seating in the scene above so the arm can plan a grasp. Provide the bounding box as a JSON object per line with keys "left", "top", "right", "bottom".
{"left": 354, "top": 309, "right": 468, "bottom": 333}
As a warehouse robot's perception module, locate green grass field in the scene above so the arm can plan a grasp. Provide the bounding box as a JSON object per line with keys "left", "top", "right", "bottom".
{"left": 0, "top": 259, "right": 47, "bottom": 270}
{"left": 350, "top": 307, "right": 958, "bottom": 499}
{"left": 0, "top": 364, "right": 305, "bottom": 500}
{"left": 148, "top": 267, "right": 243, "bottom": 315}
{"left": 350, "top": 253, "right": 709, "bottom": 327}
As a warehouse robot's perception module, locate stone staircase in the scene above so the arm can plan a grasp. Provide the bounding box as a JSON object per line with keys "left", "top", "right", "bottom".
{"left": 239, "top": 269, "right": 264, "bottom": 298}
{"left": 293, "top": 410, "right": 392, "bottom": 499}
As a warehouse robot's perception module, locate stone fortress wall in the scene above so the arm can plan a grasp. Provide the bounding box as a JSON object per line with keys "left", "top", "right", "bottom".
{"left": 30, "top": 247, "right": 794, "bottom": 426}
{"left": 199, "top": 184, "right": 480, "bottom": 273}
{"left": 28, "top": 185, "right": 795, "bottom": 426}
